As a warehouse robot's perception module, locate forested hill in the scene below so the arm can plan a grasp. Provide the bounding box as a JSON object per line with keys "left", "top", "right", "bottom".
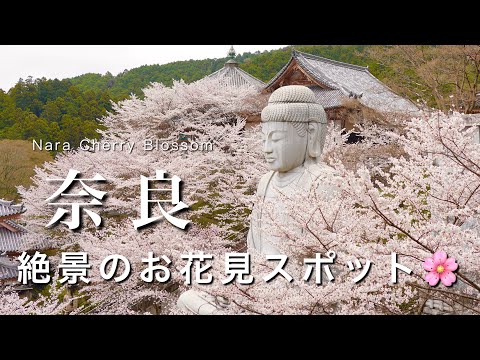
{"left": 0, "top": 45, "right": 380, "bottom": 150}
{"left": 69, "top": 57, "right": 229, "bottom": 100}
{"left": 69, "top": 45, "right": 379, "bottom": 100}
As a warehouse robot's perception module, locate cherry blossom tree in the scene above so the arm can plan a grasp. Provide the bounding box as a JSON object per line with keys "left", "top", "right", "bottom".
{"left": 7, "top": 79, "right": 265, "bottom": 314}
{"left": 2, "top": 78, "right": 478, "bottom": 314}
{"left": 197, "top": 111, "right": 480, "bottom": 314}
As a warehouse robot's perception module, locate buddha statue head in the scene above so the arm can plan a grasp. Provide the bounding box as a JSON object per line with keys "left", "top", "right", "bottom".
{"left": 261, "top": 85, "right": 327, "bottom": 172}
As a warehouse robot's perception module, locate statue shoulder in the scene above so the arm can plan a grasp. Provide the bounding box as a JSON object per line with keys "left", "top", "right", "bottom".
{"left": 302, "top": 162, "right": 341, "bottom": 197}
{"left": 303, "top": 162, "right": 338, "bottom": 182}
{"left": 256, "top": 171, "right": 275, "bottom": 197}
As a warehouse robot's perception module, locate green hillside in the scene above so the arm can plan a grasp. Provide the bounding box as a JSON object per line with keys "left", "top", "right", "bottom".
{"left": 68, "top": 45, "right": 381, "bottom": 100}
{"left": 69, "top": 57, "right": 229, "bottom": 99}
{"left": 0, "top": 45, "right": 382, "bottom": 153}
{"left": 3, "top": 44, "right": 477, "bottom": 202}
{"left": 4, "top": 45, "right": 468, "bottom": 158}
{"left": 0, "top": 77, "right": 108, "bottom": 150}
{"left": 0, "top": 140, "right": 52, "bottom": 201}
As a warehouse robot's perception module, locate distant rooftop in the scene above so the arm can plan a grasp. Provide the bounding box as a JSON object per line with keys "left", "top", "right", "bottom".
{"left": 266, "top": 50, "right": 419, "bottom": 114}
{"left": 0, "top": 220, "right": 49, "bottom": 253}
{"left": 203, "top": 46, "right": 265, "bottom": 89}
{"left": 0, "top": 199, "right": 50, "bottom": 253}
{"left": 0, "top": 199, "right": 25, "bottom": 218}
{"left": 205, "top": 61, "right": 265, "bottom": 89}
{"left": 0, "top": 220, "right": 28, "bottom": 252}
{"left": 0, "top": 254, "right": 18, "bottom": 281}
{"left": 0, "top": 199, "right": 50, "bottom": 283}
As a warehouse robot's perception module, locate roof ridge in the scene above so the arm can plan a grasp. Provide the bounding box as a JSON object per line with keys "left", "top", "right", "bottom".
{"left": 235, "top": 67, "right": 265, "bottom": 85}
{"left": 205, "top": 67, "right": 223, "bottom": 78}
{"left": 294, "top": 50, "right": 370, "bottom": 72}
{"left": 0, "top": 199, "right": 25, "bottom": 217}
{"left": 295, "top": 53, "right": 342, "bottom": 91}
{"left": 4, "top": 219, "right": 29, "bottom": 233}
{"left": 205, "top": 63, "right": 264, "bottom": 87}
{"left": 264, "top": 55, "right": 295, "bottom": 89}
{"left": 0, "top": 255, "right": 18, "bottom": 268}
{"left": 361, "top": 70, "right": 419, "bottom": 109}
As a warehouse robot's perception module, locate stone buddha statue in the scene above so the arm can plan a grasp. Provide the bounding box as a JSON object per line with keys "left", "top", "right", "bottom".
{"left": 177, "top": 85, "right": 334, "bottom": 314}
{"left": 247, "top": 85, "right": 333, "bottom": 256}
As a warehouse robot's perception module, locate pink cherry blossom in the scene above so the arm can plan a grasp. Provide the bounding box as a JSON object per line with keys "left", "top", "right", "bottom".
{"left": 2, "top": 77, "right": 479, "bottom": 314}
{"left": 423, "top": 251, "right": 458, "bottom": 287}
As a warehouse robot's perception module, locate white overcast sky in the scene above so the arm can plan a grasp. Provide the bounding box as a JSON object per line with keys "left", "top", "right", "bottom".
{"left": 0, "top": 45, "right": 286, "bottom": 91}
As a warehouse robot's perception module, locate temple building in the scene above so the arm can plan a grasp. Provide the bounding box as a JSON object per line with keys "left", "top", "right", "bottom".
{"left": 201, "top": 47, "right": 422, "bottom": 131}
{"left": 0, "top": 199, "right": 49, "bottom": 286}
{"left": 204, "top": 58, "right": 265, "bottom": 90}
{"left": 201, "top": 46, "right": 266, "bottom": 123}
{"left": 202, "top": 46, "right": 264, "bottom": 89}
{"left": 0, "top": 255, "right": 18, "bottom": 286}
{"left": 264, "top": 50, "right": 419, "bottom": 131}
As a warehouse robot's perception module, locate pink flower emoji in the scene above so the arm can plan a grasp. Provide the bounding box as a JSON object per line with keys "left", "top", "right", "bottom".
{"left": 423, "top": 250, "right": 458, "bottom": 287}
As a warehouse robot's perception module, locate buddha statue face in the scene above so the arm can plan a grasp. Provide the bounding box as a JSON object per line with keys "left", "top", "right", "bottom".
{"left": 260, "top": 85, "right": 328, "bottom": 173}
{"left": 262, "top": 122, "right": 308, "bottom": 172}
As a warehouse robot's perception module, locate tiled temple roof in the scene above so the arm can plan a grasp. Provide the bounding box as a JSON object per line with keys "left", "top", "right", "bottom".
{"left": 205, "top": 59, "right": 265, "bottom": 89}
{"left": 0, "top": 221, "right": 50, "bottom": 252}
{"left": 266, "top": 50, "right": 419, "bottom": 113}
{"left": 0, "top": 199, "right": 25, "bottom": 217}
{"left": 0, "top": 255, "right": 18, "bottom": 281}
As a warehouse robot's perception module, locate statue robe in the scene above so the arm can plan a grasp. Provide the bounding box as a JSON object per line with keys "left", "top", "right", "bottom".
{"left": 247, "top": 162, "right": 338, "bottom": 255}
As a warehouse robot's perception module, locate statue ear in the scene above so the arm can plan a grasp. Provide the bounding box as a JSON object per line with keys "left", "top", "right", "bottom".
{"left": 307, "top": 123, "right": 322, "bottom": 158}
